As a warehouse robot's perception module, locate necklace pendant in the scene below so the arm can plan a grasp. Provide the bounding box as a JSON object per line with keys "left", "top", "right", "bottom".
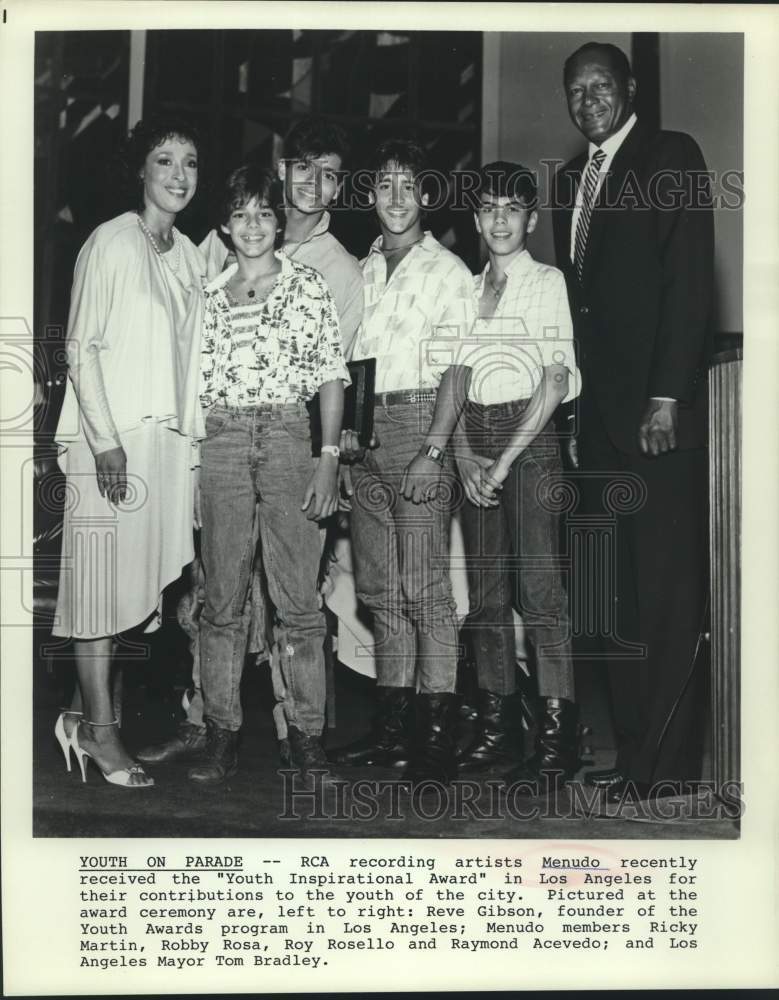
{"left": 247, "top": 289, "right": 256, "bottom": 299}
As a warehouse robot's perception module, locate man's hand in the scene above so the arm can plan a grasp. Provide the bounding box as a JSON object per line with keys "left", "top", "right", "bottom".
{"left": 638, "top": 399, "right": 678, "bottom": 456}
{"left": 400, "top": 453, "right": 442, "bottom": 504}
{"left": 301, "top": 455, "right": 339, "bottom": 520}
{"left": 94, "top": 445, "right": 127, "bottom": 503}
{"left": 456, "top": 452, "right": 500, "bottom": 508}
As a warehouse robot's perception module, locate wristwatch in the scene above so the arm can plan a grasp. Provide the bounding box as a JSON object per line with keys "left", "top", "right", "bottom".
{"left": 320, "top": 445, "right": 341, "bottom": 459}
{"left": 420, "top": 444, "right": 445, "bottom": 466}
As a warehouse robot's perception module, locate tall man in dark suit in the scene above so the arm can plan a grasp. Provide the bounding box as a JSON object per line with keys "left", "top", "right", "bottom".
{"left": 552, "top": 42, "right": 713, "bottom": 801}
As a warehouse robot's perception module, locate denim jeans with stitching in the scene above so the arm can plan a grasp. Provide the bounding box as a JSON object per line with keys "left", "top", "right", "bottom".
{"left": 199, "top": 404, "right": 326, "bottom": 735}
{"left": 459, "top": 398, "right": 574, "bottom": 700}
{"left": 348, "top": 397, "right": 459, "bottom": 693}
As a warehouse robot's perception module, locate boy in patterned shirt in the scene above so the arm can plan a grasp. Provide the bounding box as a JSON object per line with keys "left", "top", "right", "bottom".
{"left": 139, "top": 119, "right": 362, "bottom": 770}
{"left": 328, "top": 139, "right": 475, "bottom": 785}
{"left": 188, "top": 164, "right": 349, "bottom": 784}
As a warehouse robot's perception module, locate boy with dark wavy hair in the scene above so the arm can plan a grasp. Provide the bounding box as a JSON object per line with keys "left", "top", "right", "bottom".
{"left": 328, "top": 138, "right": 475, "bottom": 786}
{"left": 454, "top": 161, "right": 580, "bottom": 795}
{"left": 190, "top": 163, "right": 349, "bottom": 783}
{"left": 139, "top": 119, "right": 362, "bottom": 769}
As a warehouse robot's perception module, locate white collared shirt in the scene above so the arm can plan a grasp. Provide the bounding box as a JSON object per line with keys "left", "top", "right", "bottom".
{"left": 569, "top": 112, "right": 638, "bottom": 261}
{"left": 568, "top": 113, "right": 675, "bottom": 402}
{"left": 468, "top": 251, "right": 581, "bottom": 405}
{"left": 350, "top": 231, "right": 476, "bottom": 393}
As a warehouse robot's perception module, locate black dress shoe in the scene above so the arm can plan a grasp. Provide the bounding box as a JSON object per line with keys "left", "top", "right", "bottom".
{"left": 137, "top": 722, "right": 207, "bottom": 764}
{"left": 584, "top": 767, "right": 625, "bottom": 789}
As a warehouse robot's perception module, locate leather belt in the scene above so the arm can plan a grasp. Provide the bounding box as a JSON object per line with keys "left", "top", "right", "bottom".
{"left": 379, "top": 388, "right": 437, "bottom": 407}
{"left": 207, "top": 401, "right": 306, "bottom": 416}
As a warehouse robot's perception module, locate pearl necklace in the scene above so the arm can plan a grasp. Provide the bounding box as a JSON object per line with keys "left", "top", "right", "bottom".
{"left": 137, "top": 215, "right": 182, "bottom": 274}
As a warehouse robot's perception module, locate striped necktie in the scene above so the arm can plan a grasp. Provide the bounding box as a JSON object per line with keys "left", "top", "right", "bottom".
{"left": 573, "top": 148, "right": 606, "bottom": 280}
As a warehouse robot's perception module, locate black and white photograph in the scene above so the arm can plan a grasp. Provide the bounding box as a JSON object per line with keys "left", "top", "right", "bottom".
{"left": 1, "top": 1, "right": 777, "bottom": 994}
{"left": 28, "top": 22, "right": 744, "bottom": 839}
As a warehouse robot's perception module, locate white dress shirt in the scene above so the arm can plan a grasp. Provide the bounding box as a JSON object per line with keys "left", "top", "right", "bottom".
{"left": 569, "top": 112, "right": 638, "bottom": 262}
{"left": 569, "top": 113, "right": 672, "bottom": 402}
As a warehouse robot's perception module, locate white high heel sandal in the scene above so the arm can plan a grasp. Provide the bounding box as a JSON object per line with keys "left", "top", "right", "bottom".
{"left": 72, "top": 719, "right": 155, "bottom": 788}
{"left": 54, "top": 710, "right": 83, "bottom": 772}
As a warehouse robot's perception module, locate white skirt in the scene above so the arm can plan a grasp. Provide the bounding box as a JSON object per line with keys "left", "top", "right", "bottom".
{"left": 52, "top": 421, "right": 196, "bottom": 640}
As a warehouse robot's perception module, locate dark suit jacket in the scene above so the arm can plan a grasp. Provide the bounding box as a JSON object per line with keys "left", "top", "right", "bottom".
{"left": 552, "top": 121, "right": 714, "bottom": 454}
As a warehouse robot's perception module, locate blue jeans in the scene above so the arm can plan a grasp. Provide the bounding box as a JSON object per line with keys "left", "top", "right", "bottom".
{"left": 199, "top": 404, "right": 326, "bottom": 735}
{"left": 459, "top": 399, "right": 574, "bottom": 700}
{"left": 349, "top": 399, "right": 459, "bottom": 693}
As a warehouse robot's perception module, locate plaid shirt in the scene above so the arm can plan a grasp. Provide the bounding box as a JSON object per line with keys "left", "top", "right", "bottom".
{"left": 200, "top": 253, "right": 349, "bottom": 408}
{"left": 350, "top": 232, "right": 476, "bottom": 393}
{"left": 467, "top": 250, "right": 581, "bottom": 405}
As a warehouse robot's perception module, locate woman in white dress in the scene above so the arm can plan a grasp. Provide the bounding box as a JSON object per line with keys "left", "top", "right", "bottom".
{"left": 52, "top": 117, "right": 207, "bottom": 787}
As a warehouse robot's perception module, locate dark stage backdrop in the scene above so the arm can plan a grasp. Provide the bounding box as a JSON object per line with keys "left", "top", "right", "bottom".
{"left": 34, "top": 28, "right": 483, "bottom": 437}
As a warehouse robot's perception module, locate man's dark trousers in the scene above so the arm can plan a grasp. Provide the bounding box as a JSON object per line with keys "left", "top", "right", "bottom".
{"left": 575, "top": 394, "right": 708, "bottom": 785}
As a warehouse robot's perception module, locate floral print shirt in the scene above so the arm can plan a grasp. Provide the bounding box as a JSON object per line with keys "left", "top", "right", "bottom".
{"left": 200, "top": 252, "right": 350, "bottom": 408}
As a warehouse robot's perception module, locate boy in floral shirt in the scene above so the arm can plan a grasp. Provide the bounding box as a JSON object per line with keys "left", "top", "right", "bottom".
{"left": 189, "top": 164, "right": 349, "bottom": 784}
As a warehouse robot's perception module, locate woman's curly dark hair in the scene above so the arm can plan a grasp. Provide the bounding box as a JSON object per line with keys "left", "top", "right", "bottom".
{"left": 120, "top": 115, "right": 206, "bottom": 213}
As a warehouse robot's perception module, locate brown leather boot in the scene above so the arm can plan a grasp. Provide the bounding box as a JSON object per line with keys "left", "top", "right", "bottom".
{"left": 137, "top": 722, "right": 207, "bottom": 764}
{"left": 287, "top": 726, "right": 342, "bottom": 785}
{"left": 188, "top": 719, "right": 238, "bottom": 784}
